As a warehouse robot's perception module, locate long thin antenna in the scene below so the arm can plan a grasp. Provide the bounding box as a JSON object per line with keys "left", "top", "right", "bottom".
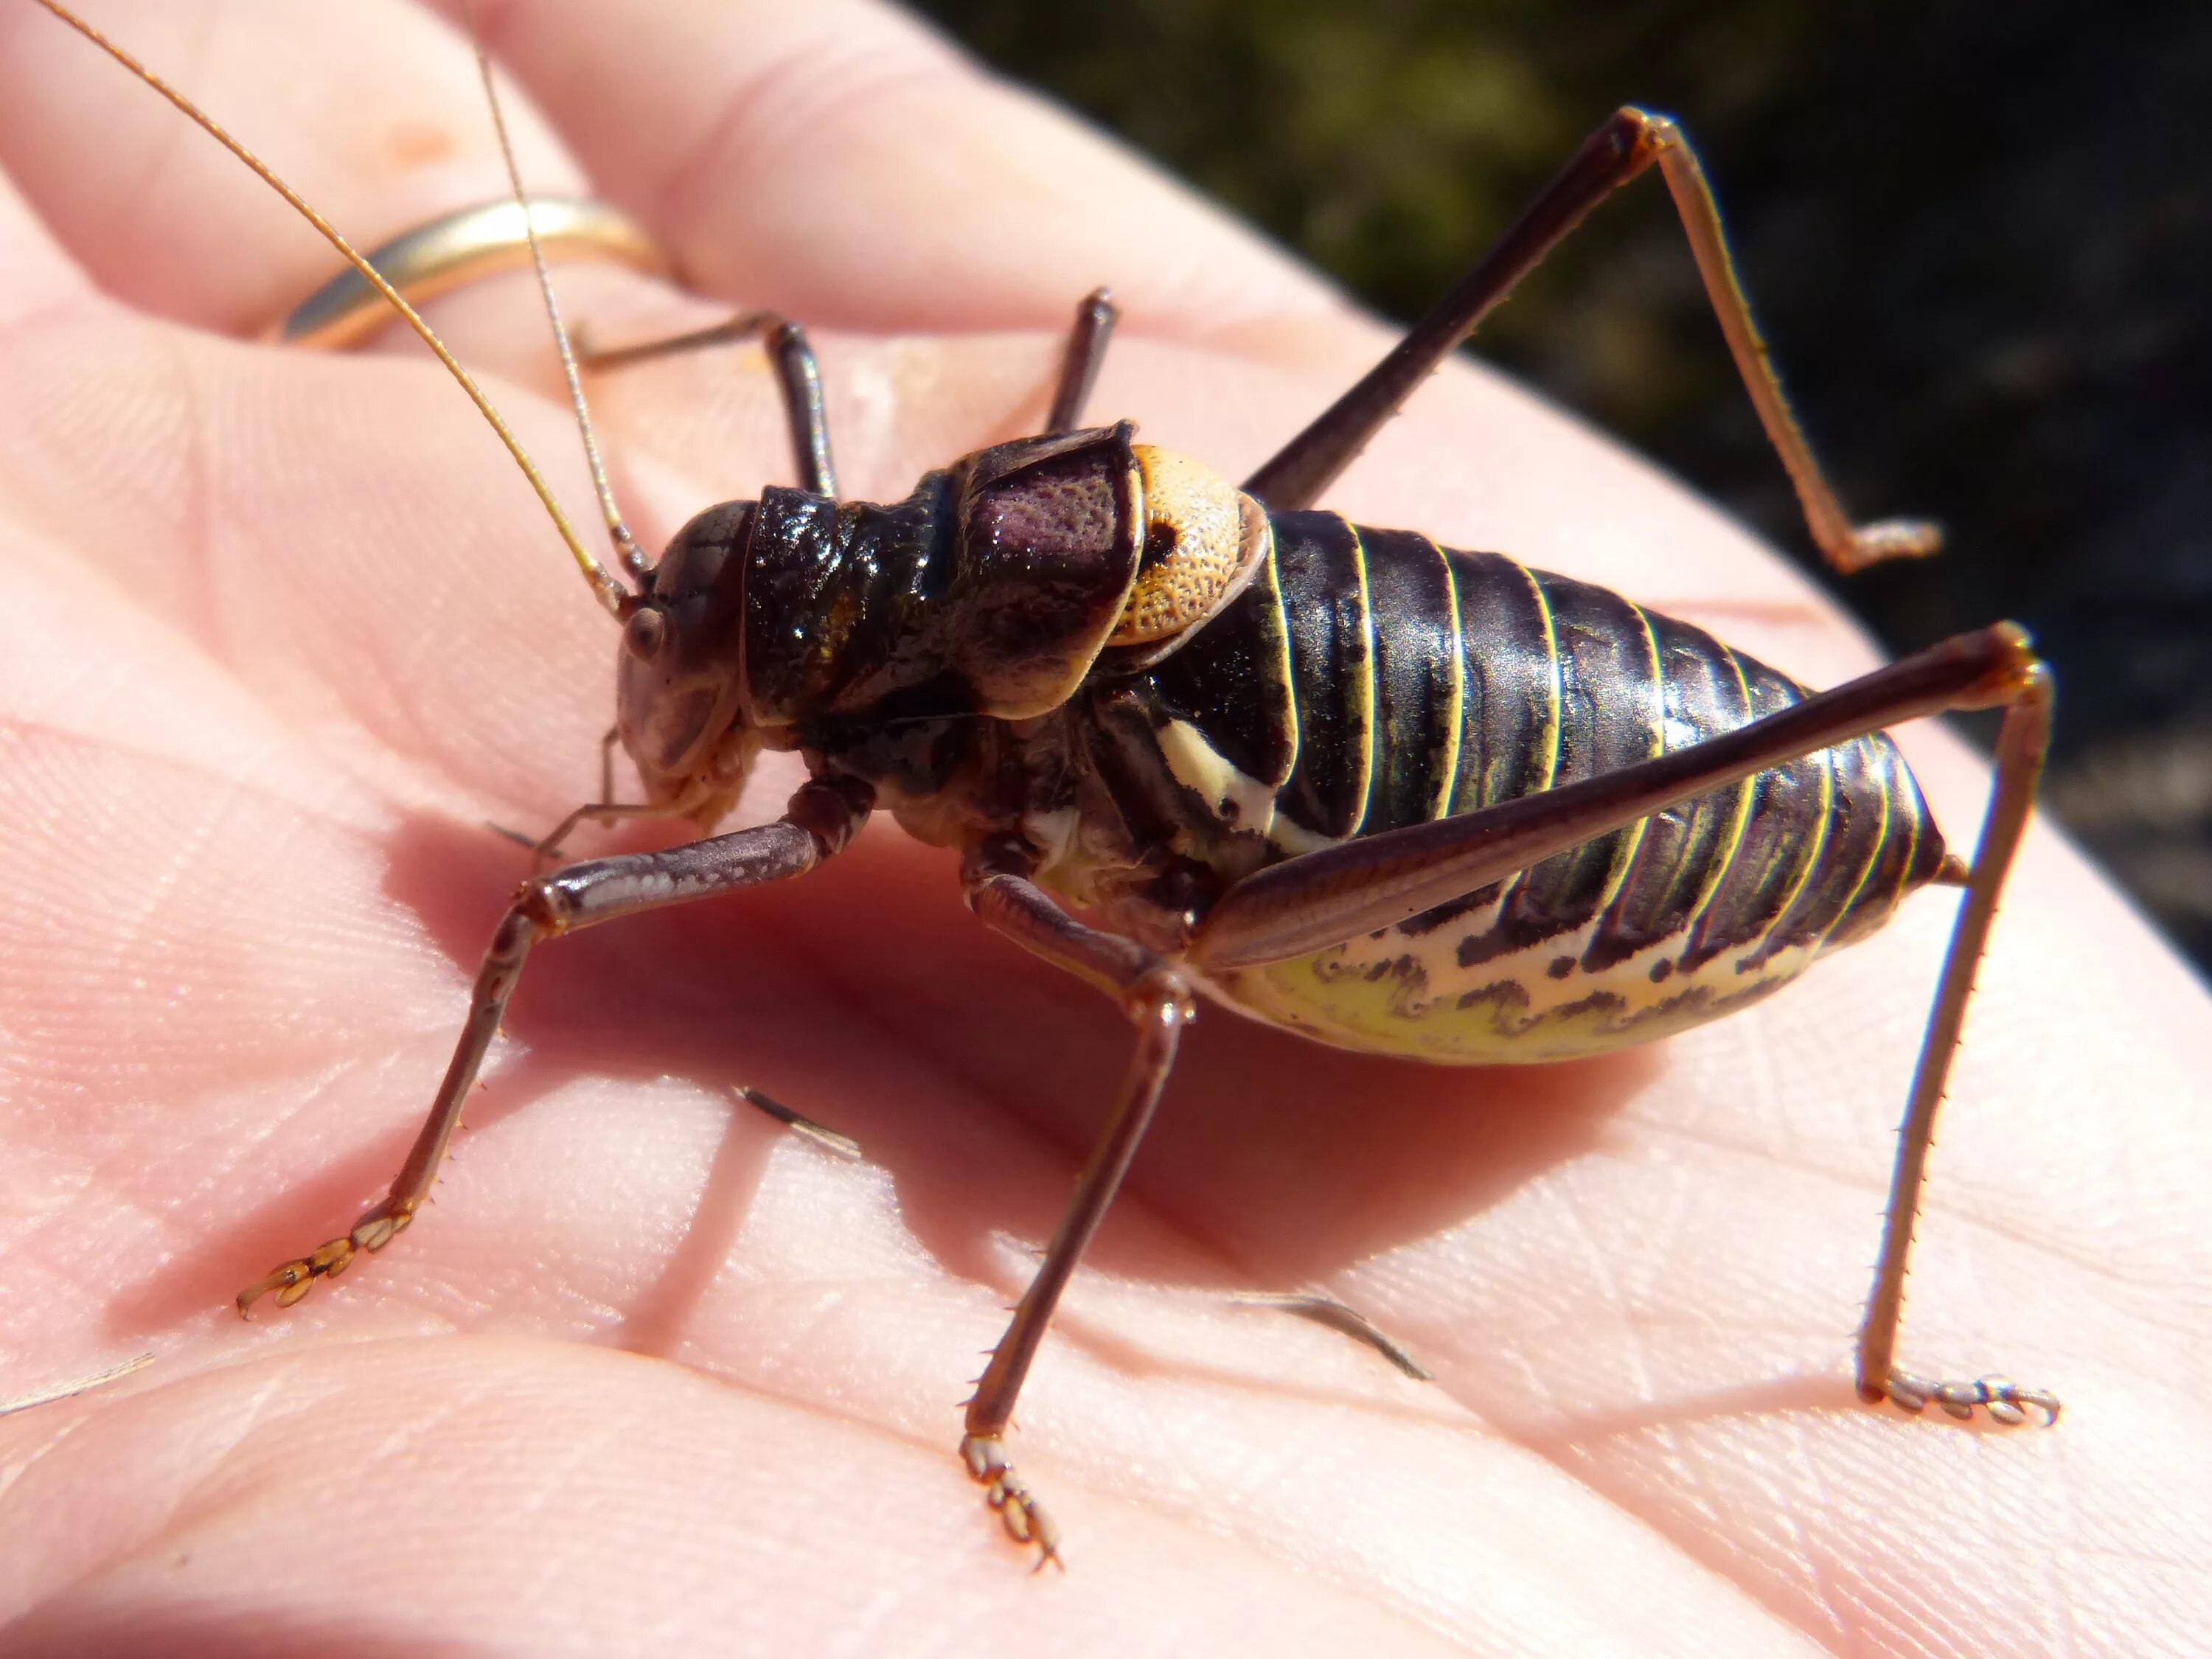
{"left": 461, "top": 0, "right": 653, "bottom": 589}
{"left": 35, "top": 0, "right": 634, "bottom": 621}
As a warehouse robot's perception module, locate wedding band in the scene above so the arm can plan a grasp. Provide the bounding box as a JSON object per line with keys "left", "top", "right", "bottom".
{"left": 271, "top": 196, "right": 669, "bottom": 349}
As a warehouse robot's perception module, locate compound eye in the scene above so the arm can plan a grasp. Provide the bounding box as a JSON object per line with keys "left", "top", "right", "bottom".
{"left": 1110, "top": 446, "right": 1255, "bottom": 645}
{"left": 623, "top": 604, "right": 670, "bottom": 662}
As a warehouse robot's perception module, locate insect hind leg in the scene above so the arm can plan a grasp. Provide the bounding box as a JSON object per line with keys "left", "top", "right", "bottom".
{"left": 1243, "top": 108, "right": 1940, "bottom": 577}
{"left": 1858, "top": 658, "right": 2060, "bottom": 1425}
{"left": 1190, "top": 624, "right": 2062, "bottom": 1427}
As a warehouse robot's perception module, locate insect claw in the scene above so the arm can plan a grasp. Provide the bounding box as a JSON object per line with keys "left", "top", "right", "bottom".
{"left": 235, "top": 1262, "right": 305, "bottom": 1318}
{"left": 1981, "top": 1376, "right": 2062, "bottom": 1427}
{"left": 1830, "top": 515, "right": 1944, "bottom": 574}
{"left": 484, "top": 819, "right": 538, "bottom": 851}
{"left": 961, "top": 1433, "right": 1062, "bottom": 1568}
{"left": 1879, "top": 1365, "right": 2059, "bottom": 1427}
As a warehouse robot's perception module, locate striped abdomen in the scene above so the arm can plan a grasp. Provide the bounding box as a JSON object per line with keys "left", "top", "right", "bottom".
{"left": 1082, "top": 509, "right": 1949, "bottom": 1062}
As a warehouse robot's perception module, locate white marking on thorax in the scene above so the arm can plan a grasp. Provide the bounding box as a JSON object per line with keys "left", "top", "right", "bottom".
{"left": 1155, "top": 718, "right": 1279, "bottom": 841}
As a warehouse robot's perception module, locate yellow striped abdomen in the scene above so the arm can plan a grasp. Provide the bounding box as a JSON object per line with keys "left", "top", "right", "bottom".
{"left": 1077, "top": 509, "right": 1950, "bottom": 1065}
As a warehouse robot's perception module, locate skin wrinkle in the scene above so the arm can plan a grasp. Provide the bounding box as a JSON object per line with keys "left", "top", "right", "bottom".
{"left": 179, "top": 1047, "right": 428, "bottom": 1182}
{"left": 1447, "top": 1258, "right": 1907, "bottom": 1657}
{"left": 1, "top": 560, "right": 352, "bottom": 810}
{"left": 59, "top": 335, "right": 588, "bottom": 826}
{"left": 80, "top": 767, "right": 239, "bottom": 976}
{"left": 1615, "top": 1107, "right": 2121, "bottom": 1284}
{"left": 162, "top": 327, "right": 229, "bottom": 671}
{"left": 0, "top": 730, "right": 402, "bottom": 965}
{"left": 1651, "top": 1424, "right": 1799, "bottom": 1635}
{"left": 71, "top": 1353, "right": 299, "bottom": 1565}
{"left": 1865, "top": 1531, "right": 2001, "bottom": 1659}
{"left": 622, "top": 1270, "right": 1495, "bottom": 1647}
{"left": 0, "top": 291, "right": 98, "bottom": 355}
{"left": 2039, "top": 1408, "right": 2093, "bottom": 1659}
{"left": 1648, "top": 1159, "right": 1722, "bottom": 1324}
{"left": 1766, "top": 1416, "right": 1856, "bottom": 1650}
{"left": 1752, "top": 1425, "right": 1858, "bottom": 1646}
{"left": 1554, "top": 1176, "right": 1658, "bottom": 1384}
{"left": 1085, "top": 1391, "right": 1579, "bottom": 1655}
{"left": 91, "top": 1043, "right": 456, "bottom": 1307}
{"left": 1978, "top": 1426, "right": 2074, "bottom": 1659}
{"left": 0, "top": 1387, "right": 106, "bottom": 1510}
{"left": 251, "top": 495, "right": 455, "bottom": 801}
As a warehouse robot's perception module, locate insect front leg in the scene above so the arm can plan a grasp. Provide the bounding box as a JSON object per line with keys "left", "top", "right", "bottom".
{"left": 1192, "top": 622, "right": 2059, "bottom": 1425}
{"left": 584, "top": 312, "right": 837, "bottom": 495}
{"left": 1043, "top": 287, "right": 1118, "bottom": 434}
{"left": 956, "top": 839, "right": 1196, "bottom": 1568}
{"left": 236, "top": 778, "right": 872, "bottom": 1315}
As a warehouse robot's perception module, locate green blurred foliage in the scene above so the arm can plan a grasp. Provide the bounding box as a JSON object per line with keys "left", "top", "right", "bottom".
{"left": 916, "top": 0, "right": 2212, "bottom": 967}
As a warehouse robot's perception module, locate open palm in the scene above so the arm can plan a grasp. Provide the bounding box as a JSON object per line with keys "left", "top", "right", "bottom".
{"left": 2, "top": 1, "right": 2206, "bottom": 1653}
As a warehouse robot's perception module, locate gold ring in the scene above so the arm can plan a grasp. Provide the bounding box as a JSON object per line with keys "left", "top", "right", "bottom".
{"left": 271, "top": 197, "right": 669, "bottom": 349}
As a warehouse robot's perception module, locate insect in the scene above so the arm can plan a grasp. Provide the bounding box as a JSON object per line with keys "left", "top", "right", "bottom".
{"left": 44, "top": 1, "right": 2059, "bottom": 1571}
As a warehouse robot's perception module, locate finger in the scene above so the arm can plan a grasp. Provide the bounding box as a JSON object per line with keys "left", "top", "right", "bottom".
{"left": 0, "top": 0, "right": 588, "bottom": 338}
{"left": 450, "top": 0, "right": 1348, "bottom": 347}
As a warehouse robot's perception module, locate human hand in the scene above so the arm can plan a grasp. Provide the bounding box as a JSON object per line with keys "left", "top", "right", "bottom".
{"left": 1, "top": 1, "right": 2205, "bottom": 1653}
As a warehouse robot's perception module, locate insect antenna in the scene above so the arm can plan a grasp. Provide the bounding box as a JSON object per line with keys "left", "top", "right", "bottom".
{"left": 460, "top": 0, "right": 653, "bottom": 590}
{"left": 32, "top": 0, "right": 637, "bottom": 621}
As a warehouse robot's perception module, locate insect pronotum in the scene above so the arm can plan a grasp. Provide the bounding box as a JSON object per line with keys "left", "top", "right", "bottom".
{"left": 39, "top": 0, "right": 2062, "bottom": 1570}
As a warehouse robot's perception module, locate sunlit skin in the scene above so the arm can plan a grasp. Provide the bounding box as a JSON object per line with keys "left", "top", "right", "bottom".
{"left": 2, "top": 1, "right": 2208, "bottom": 1653}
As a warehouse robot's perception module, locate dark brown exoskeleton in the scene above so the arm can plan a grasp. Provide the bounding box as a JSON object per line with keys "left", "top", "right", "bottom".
{"left": 52, "top": 1, "right": 2059, "bottom": 1568}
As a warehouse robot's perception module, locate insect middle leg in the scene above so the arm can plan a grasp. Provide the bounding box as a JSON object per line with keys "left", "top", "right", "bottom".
{"left": 955, "top": 837, "right": 1197, "bottom": 1568}
{"left": 1244, "top": 107, "right": 1940, "bottom": 576}
{"left": 235, "top": 777, "right": 872, "bottom": 1314}
{"left": 1192, "top": 622, "right": 2058, "bottom": 1424}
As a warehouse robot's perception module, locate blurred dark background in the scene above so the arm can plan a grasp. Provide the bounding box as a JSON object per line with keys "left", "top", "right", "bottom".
{"left": 913, "top": 0, "right": 2212, "bottom": 973}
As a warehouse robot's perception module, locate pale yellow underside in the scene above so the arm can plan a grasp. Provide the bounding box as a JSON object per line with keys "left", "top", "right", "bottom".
{"left": 1196, "top": 918, "right": 1823, "bottom": 1065}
